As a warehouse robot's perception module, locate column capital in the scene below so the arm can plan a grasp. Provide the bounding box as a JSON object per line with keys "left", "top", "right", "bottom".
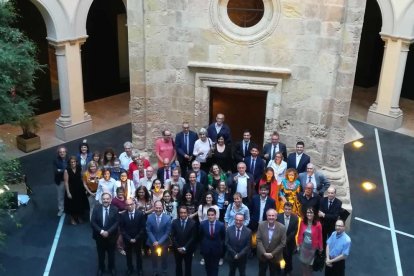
{"left": 379, "top": 33, "right": 414, "bottom": 46}
{"left": 47, "top": 36, "right": 88, "bottom": 48}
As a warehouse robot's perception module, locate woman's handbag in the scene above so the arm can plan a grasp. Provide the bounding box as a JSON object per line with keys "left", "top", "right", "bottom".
{"left": 312, "top": 249, "right": 325, "bottom": 271}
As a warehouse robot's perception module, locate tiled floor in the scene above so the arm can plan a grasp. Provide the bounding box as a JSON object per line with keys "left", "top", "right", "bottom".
{"left": 0, "top": 86, "right": 413, "bottom": 158}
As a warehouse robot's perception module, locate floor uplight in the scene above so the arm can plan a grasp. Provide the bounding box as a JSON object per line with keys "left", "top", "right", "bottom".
{"left": 353, "top": 141, "right": 364, "bottom": 148}
{"left": 361, "top": 181, "right": 376, "bottom": 191}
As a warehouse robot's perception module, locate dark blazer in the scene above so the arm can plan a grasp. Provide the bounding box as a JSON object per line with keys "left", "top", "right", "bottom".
{"left": 227, "top": 172, "right": 256, "bottom": 200}
{"left": 199, "top": 220, "right": 226, "bottom": 257}
{"left": 225, "top": 225, "right": 252, "bottom": 260}
{"left": 245, "top": 156, "right": 265, "bottom": 183}
{"left": 187, "top": 170, "right": 208, "bottom": 188}
{"left": 233, "top": 140, "right": 258, "bottom": 163}
{"left": 319, "top": 197, "right": 342, "bottom": 229}
{"left": 171, "top": 218, "right": 197, "bottom": 253}
{"left": 276, "top": 213, "right": 298, "bottom": 252}
{"left": 262, "top": 142, "right": 287, "bottom": 163}
{"left": 298, "top": 192, "right": 321, "bottom": 216}
{"left": 207, "top": 123, "right": 232, "bottom": 145}
{"left": 175, "top": 130, "right": 198, "bottom": 161}
{"left": 119, "top": 210, "right": 145, "bottom": 243}
{"left": 299, "top": 171, "right": 330, "bottom": 196}
{"left": 157, "top": 166, "right": 174, "bottom": 185}
{"left": 146, "top": 213, "right": 172, "bottom": 246}
{"left": 286, "top": 153, "right": 311, "bottom": 174}
{"left": 249, "top": 195, "right": 276, "bottom": 223}
{"left": 91, "top": 204, "right": 119, "bottom": 241}
{"left": 182, "top": 182, "right": 205, "bottom": 206}
{"left": 256, "top": 221, "right": 286, "bottom": 262}
{"left": 53, "top": 156, "right": 68, "bottom": 185}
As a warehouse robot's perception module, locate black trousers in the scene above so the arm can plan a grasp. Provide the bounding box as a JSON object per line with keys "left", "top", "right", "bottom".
{"left": 325, "top": 259, "right": 345, "bottom": 276}
{"left": 96, "top": 238, "right": 116, "bottom": 271}
{"left": 204, "top": 254, "right": 220, "bottom": 276}
{"left": 125, "top": 241, "right": 142, "bottom": 272}
{"left": 174, "top": 250, "right": 193, "bottom": 276}
{"left": 258, "top": 259, "right": 281, "bottom": 276}
{"left": 282, "top": 246, "right": 294, "bottom": 273}
{"left": 228, "top": 258, "right": 247, "bottom": 276}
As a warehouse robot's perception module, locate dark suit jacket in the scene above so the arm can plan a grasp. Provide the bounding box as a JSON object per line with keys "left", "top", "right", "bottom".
{"left": 256, "top": 221, "right": 286, "bottom": 262}
{"left": 207, "top": 123, "right": 232, "bottom": 145}
{"left": 319, "top": 197, "right": 342, "bottom": 230}
{"left": 227, "top": 172, "right": 256, "bottom": 200}
{"left": 299, "top": 171, "right": 330, "bottom": 196}
{"left": 286, "top": 153, "right": 311, "bottom": 174}
{"left": 175, "top": 131, "right": 198, "bottom": 161}
{"left": 91, "top": 204, "right": 119, "bottom": 241}
{"left": 171, "top": 218, "right": 197, "bottom": 253}
{"left": 233, "top": 140, "right": 258, "bottom": 163}
{"left": 225, "top": 225, "right": 252, "bottom": 260}
{"left": 182, "top": 182, "right": 205, "bottom": 206}
{"left": 186, "top": 170, "right": 208, "bottom": 188}
{"left": 262, "top": 142, "right": 287, "bottom": 163}
{"left": 276, "top": 213, "right": 298, "bottom": 252}
{"left": 146, "top": 213, "right": 172, "bottom": 247}
{"left": 157, "top": 166, "right": 174, "bottom": 185}
{"left": 120, "top": 210, "right": 145, "bottom": 243}
{"left": 250, "top": 195, "right": 276, "bottom": 223}
{"left": 245, "top": 156, "right": 265, "bottom": 183}
{"left": 199, "top": 220, "right": 225, "bottom": 257}
{"left": 298, "top": 192, "right": 321, "bottom": 216}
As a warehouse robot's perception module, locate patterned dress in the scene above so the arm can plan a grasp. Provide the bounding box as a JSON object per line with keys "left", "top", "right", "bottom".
{"left": 277, "top": 179, "right": 301, "bottom": 215}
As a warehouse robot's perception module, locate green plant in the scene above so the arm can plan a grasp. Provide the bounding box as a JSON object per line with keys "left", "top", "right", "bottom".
{"left": 17, "top": 115, "right": 40, "bottom": 138}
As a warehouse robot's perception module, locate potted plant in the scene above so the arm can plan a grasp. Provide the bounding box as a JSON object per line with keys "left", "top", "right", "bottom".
{"left": 15, "top": 114, "right": 41, "bottom": 153}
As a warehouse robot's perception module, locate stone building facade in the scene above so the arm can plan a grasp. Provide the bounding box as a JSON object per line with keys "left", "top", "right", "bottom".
{"left": 127, "top": 0, "right": 368, "bottom": 208}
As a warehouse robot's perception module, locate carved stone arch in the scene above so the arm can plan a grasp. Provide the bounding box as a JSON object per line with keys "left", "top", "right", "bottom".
{"left": 72, "top": 0, "right": 94, "bottom": 38}
{"left": 397, "top": 1, "right": 414, "bottom": 37}
{"left": 375, "top": 0, "right": 394, "bottom": 35}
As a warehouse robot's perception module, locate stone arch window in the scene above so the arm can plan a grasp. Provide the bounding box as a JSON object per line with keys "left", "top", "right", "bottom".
{"left": 227, "top": 0, "right": 264, "bottom": 28}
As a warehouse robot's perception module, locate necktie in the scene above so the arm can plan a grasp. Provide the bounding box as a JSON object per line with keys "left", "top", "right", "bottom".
{"left": 251, "top": 159, "right": 256, "bottom": 173}
{"left": 192, "top": 184, "right": 196, "bottom": 197}
{"left": 236, "top": 228, "right": 241, "bottom": 240}
{"left": 130, "top": 212, "right": 133, "bottom": 221}
{"left": 104, "top": 207, "right": 109, "bottom": 227}
{"left": 308, "top": 175, "right": 312, "bottom": 183}
{"left": 181, "top": 220, "right": 186, "bottom": 229}
{"left": 244, "top": 142, "right": 248, "bottom": 157}
{"left": 166, "top": 169, "right": 170, "bottom": 180}
{"left": 272, "top": 145, "right": 276, "bottom": 160}
{"left": 185, "top": 134, "right": 189, "bottom": 154}
{"left": 210, "top": 222, "right": 214, "bottom": 237}
{"left": 329, "top": 200, "right": 332, "bottom": 209}
{"left": 285, "top": 216, "right": 290, "bottom": 232}
{"left": 157, "top": 215, "right": 161, "bottom": 227}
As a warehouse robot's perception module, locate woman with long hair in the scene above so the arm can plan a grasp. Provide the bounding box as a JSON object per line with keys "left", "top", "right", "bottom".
{"left": 150, "top": 179, "right": 164, "bottom": 202}
{"left": 258, "top": 167, "right": 280, "bottom": 210}
{"left": 214, "top": 181, "right": 230, "bottom": 222}
{"left": 211, "top": 134, "right": 233, "bottom": 173}
{"left": 181, "top": 191, "right": 198, "bottom": 220}
{"left": 297, "top": 207, "right": 323, "bottom": 276}
{"left": 102, "top": 147, "right": 116, "bottom": 169}
{"left": 278, "top": 168, "right": 302, "bottom": 215}
{"left": 162, "top": 190, "right": 177, "bottom": 219}
{"left": 135, "top": 186, "right": 153, "bottom": 216}
{"left": 83, "top": 161, "right": 102, "bottom": 219}
{"left": 207, "top": 163, "right": 227, "bottom": 191}
{"left": 115, "top": 171, "right": 135, "bottom": 200}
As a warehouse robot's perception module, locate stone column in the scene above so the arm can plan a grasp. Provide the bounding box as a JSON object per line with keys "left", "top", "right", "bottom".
{"left": 48, "top": 37, "right": 92, "bottom": 141}
{"left": 367, "top": 35, "right": 413, "bottom": 130}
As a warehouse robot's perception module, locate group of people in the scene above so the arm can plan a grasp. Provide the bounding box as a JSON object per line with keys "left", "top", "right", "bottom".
{"left": 52, "top": 113, "right": 351, "bottom": 276}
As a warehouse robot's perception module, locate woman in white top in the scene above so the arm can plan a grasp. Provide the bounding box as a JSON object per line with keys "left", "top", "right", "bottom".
{"left": 267, "top": 151, "right": 287, "bottom": 183}
{"left": 193, "top": 127, "right": 214, "bottom": 173}
{"left": 197, "top": 191, "right": 220, "bottom": 222}
{"left": 115, "top": 171, "right": 135, "bottom": 199}
{"left": 95, "top": 168, "right": 117, "bottom": 202}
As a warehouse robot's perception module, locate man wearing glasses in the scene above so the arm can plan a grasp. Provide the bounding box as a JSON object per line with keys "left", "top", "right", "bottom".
{"left": 325, "top": 219, "right": 351, "bottom": 276}
{"left": 299, "top": 163, "right": 330, "bottom": 197}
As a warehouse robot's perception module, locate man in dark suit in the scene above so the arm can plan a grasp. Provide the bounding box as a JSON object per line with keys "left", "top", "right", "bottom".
{"left": 276, "top": 202, "right": 298, "bottom": 276}
{"left": 256, "top": 209, "right": 286, "bottom": 276}
{"left": 175, "top": 122, "right": 198, "bottom": 177}
{"left": 157, "top": 158, "right": 174, "bottom": 185}
{"left": 299, "top": 163, "right": 330, "bottom": 197}
{"left": 199, "top": 208, "right": 226, "bottom": 276}
{"left": 91, "top": 192, "right": 119, "bottom": 276}
{"left": 227, "top": 162, "right": 256, "bottom": 205}
{"left": 171, "top": 205, "right": 197, "bottom": 276}
{"left": 187, "top": 160, "right": 207, "bottom": 188}
{"left": 120, "top": 198, "right": 145, "bottom": 275}
{"left": 245, "top": 146, "right": 266, "bottom": 184}
{"left": 262, "top": 132, "right": 287, "bottom": 163}
{"left": 146, "top": 200, "right": 172, "bottom": 276}
{"left": 286, "top": 141, "right": 310, "bottom": 174}
{"left": 225, "top": 213, "right": 252, "bottom": 276}
{"left": 318, "top": 187, "right": 342, "bottom": 249}
{"left": 249, "top": 185, "right": 275, "bottom": 232}
{"left": 183, "top": 171, "right": 205, "bottom": 206}
{"left": 207, "top": 113, "right": 232, "bottom": 145}
{"left": 233, "top": 129, "right": 258, "bottom": 164}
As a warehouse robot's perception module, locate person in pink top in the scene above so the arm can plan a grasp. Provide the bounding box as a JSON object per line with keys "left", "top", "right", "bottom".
{"left": 155, "top": 129, "right": 176, "bottom": 168}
